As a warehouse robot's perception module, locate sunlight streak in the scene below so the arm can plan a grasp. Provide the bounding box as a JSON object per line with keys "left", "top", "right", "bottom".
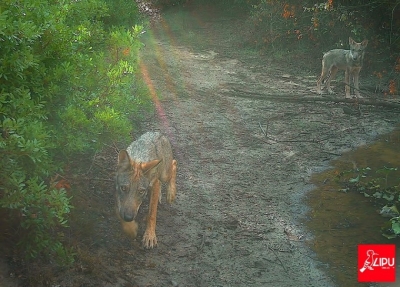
{"left": 139, "top": 60, "right": 170, "bottom": 131}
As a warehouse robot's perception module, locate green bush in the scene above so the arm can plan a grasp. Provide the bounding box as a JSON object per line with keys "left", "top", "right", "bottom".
{"left": 0, "top": 0, "right": 148, "bottom": 263}
{"left": 103, "top": 0, "right": 142, "bottom": 28}
{"left": 246, "top": 1, "right": 360, "bottom": 51}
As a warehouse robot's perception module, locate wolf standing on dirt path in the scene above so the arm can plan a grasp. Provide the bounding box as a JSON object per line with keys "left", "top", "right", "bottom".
{"left": 115, "top": 132, "right": 177, "bottom": 248}
{"left": 316, "top": 37, "right": 368, "bottom": 98}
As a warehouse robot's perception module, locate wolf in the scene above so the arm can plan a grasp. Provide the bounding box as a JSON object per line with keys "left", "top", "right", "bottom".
{"left": 316, "top": 37, "right": 368, "bottom": 98}
{"left": 115, "top": 131, "right": 177, "bottom": 248}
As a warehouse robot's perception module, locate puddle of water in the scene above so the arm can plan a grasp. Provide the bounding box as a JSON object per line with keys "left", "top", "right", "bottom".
{"left": 305, "top": 129, "right": 400, "bottom": 287}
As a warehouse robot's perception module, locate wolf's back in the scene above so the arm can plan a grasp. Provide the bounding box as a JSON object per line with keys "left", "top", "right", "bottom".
{"left": 127, "top": 132, "right": 173, "bottom": 175}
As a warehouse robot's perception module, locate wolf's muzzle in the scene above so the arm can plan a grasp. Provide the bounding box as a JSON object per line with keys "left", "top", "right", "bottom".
{"left": 122, "top": 210, "right": 135, "bottom": 222}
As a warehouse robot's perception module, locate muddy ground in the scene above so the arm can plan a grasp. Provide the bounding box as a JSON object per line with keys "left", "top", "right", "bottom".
{"left": 3, "top": 4, "right": 400, "bottom": 287}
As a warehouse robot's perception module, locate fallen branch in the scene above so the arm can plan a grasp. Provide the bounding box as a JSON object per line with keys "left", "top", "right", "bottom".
{"left": 268, "top": 246, "right": 288, "bottom": 273}
{"left": 259, "top": 122, "right": 267, "bottom": 137}
{"left": 224, "top": 89, "right": 400, "bottom": 110}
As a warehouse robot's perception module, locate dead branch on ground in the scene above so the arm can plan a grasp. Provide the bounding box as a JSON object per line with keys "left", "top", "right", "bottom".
{"left": 225, "top": 89, "right": 400, "bottom": 110}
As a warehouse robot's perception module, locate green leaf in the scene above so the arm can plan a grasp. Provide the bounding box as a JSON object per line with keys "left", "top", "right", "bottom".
{"left": 349, "top": 175, "right": 360, "bottom": 183}
{"left": 383, "top": 193, "right": 395, "bottom": 201}
{"left": 391, "top": 220, "right": 400, "bottom": 235}
{"left": 380, "top": 205, "right": 399, "bottom": 218}
{"left": 377, "top": 166, "right": 398, "bottom": 174}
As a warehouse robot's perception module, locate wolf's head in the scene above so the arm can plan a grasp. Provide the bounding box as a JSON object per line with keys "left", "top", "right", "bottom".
{"left": 349, "top": 37, "right": 368, "bottom": 62}
{"left": 115, "top": 150, "right": 161, "bottom": 222}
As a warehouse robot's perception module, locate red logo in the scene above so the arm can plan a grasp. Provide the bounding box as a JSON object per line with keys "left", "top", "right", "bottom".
{"left": 358, "top": 244, "right": 396, "bottom": 282}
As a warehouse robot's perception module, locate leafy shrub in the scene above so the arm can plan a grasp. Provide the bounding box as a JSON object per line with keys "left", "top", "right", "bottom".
{"left": 246, "top": 0, "right": 367, "bottom": 51}
{"left": 103, "top": 0, "right": 142, "bottom": 28}
{"left": 0, "top": 0, "right": 148, "bottom": 263}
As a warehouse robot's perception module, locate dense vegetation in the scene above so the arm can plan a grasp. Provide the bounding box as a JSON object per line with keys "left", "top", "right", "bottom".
{"left": 0, "top": 0, "right": 148, "bottom": 263}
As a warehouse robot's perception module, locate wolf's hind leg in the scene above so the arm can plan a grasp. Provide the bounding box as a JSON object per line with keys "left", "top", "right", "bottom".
{"left": 326, "top": 66, "right": 338, "bottom": 94}
{"left": 316, "top": 65, "right": 328, "bottom": 95}
{"left": 167, "top": 159, "right": 177, "bottom": 204}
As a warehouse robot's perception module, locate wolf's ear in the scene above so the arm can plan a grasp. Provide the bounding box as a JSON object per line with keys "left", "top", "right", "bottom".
{"left": 117, "top": 150, "right": 131, "bottom": 171}
{"left": 361, "top": 39, "right": 368, "bottom": 47}
{"left": 140, "top": 159, "right": 162, "bottom": 174}
{"left": 349, "top": 37, "right": 355, "bottom": 45}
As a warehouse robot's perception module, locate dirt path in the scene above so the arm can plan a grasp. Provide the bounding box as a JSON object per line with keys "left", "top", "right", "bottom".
{"left": 123, "top": 5, "right": 398, "bottom": 287}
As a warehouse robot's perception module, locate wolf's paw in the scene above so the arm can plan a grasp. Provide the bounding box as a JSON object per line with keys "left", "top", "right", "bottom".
{"left": 167, "top": 187, "right": 176, "bottom": 204}
{"left": 142, "top": 230, "right": 158, "bottom": 249}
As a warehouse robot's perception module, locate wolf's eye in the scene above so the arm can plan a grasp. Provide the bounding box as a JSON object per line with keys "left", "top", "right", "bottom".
{"left": 120, "top": 185, "right": 128, "bottom": 192}
{"left": 139, "top": 189, "right": 146, "bottom": 196}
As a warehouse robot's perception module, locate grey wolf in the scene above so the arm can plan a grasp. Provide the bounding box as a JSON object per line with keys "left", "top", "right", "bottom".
{"left": 115, "top": 132, "right": 177, "bottom": 248}
{"left": 316, "top": 37, "right": 368, "bottom": 98}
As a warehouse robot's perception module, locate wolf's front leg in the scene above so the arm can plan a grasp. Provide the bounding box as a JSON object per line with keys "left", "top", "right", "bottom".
{"left": 353, "top": 69, "right": 362, "bottom": 98}
{"left": 345, "top": 69, "right": 351, "bottom": 98}
{"left": 143, "top": 179, "right": 161, "bottom": 248}
{"left": 326, "top": 66, "right": 338, "bottom": 95}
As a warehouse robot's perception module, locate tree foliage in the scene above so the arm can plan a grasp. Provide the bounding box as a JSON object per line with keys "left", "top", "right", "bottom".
{"left": 0, "top": 0, "right": 148, "bottom": 263}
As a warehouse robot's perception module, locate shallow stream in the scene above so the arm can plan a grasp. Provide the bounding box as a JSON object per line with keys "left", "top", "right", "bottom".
{"left": 307, "top": 129, "right": 400, "bottom": 286}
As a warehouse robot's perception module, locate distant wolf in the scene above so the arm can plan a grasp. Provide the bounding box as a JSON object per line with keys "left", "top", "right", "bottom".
{"left": 115, "top": 132, "right": 177, "bottom": 248}
{"left": 316, "top": 37, "right": 368, "bottom": 98}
